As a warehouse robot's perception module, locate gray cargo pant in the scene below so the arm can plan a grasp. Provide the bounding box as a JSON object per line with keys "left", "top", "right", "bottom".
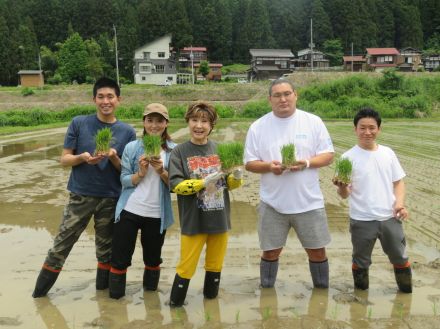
{"left": 44, "top": 192, "right": 116, "bottom": 270}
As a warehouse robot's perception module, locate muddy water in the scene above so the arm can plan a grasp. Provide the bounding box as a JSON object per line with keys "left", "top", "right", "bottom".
{"left": 1, "top": 126, "right": 440, "bottom": 329}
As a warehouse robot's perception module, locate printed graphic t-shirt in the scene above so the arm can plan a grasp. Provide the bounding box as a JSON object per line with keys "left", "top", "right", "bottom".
{"left": 169, "top": 140, "right": 231, "bottom": 235}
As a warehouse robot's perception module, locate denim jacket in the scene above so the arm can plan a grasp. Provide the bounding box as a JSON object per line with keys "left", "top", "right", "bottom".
{"left": 115, "top": 139, "right": 176, "bottom": 233}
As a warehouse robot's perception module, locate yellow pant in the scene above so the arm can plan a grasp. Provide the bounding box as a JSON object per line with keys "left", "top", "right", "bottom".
{"left": 176, "top": 232, "right": 228, "bottom": 279}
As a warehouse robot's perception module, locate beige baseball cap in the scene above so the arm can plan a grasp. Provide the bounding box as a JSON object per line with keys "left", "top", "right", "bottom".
{"left": 143, "top": 103, "right": 169, "bottom": 121}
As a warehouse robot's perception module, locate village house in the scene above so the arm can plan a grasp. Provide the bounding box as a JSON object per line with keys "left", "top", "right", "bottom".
{"left": 248, "top": 49, "right": 295, "bottom": 80}
{"left": 294, "top": 49, "right": 329, "bottom": 70}
{"left": 133, "top": 34, "right": 177, "bottom": 85}
{"left": 423, "top": 54, "right": 440, "bottom": 71}
{"left": 397, "top": 47, "right": 423, "bottom": 71}
{"left": 194, "top": 63, "right": 223, "bottom": 81}
{"left": 342, "top": 56, "right": 366, "bottom": 72}
{"left": 18, "top": 70, "right": 44, "bottom": 87}
{"left": 179, "top": 47, "right": 207, "bottom": 68}
{"left": 365, "top": 48, "right": 399, "bottom": 71}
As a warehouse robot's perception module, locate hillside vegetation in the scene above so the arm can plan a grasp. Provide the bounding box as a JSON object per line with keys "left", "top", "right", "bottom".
{"left": 0, "top": 72, "right": 439, "bottom": 131}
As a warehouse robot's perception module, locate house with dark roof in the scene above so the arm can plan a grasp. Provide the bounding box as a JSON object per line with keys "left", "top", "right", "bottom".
{"left": 365, "top": 48, "right": 399, "bottom": 71}
{"left": 294, "top": 49, "right": 329, "bottom": 70}
{"left": 248, "top": 49, "right": 295, "bottom": 80}
{"left": 423, "top": 54, "right": 440, "bottom": 71}
{"left": 397, "top": 47, "right": 422, "bottom": 71}
{"left": 342, "top": 56, "right": 366, "bottom": 72}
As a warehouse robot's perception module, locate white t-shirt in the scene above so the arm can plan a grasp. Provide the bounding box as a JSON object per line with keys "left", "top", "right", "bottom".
{"left": 343, "top": 144, "right": 405, "bottom": 221}
{"left": 244, "top": 110, "right": 334, "bottom": 214}
{"left": 124, "top": 150, "right": 164, "bottom": 218}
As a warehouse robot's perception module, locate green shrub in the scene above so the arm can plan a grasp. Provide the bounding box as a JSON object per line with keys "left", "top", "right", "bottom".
{"left": 216, "top": 104, "right": 235, "bottom": 118}
{"left": 241, "top": 99, "right": 271, "bottom": 118}
{"left": 47, "top": 73, "right": 63, "bottom": 85}
{"left": 169, "top": 105, "right": 187, "bottom": 119}
{"left": 21, "top": 87, "right": 35, "bottom": 96}
{"left": 117, "top": 105, "right": 143, "bottom": 119}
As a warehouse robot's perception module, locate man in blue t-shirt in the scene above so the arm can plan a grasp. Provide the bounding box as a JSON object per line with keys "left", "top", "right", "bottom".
{"left": 32, "top": 77, "right": 136, "bottom": 298}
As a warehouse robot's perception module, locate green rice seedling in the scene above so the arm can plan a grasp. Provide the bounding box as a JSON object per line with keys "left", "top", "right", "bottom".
{"left": 281, "top": 143, "right": 296, "bottom": 167}
{"left": 262, "top": 307, "right": 272, "bottom": 320}
{"left": 204, "top": 311, "right": 211, "bottom": 322}
{"left": 94, "top": 127, "right": 112, "bottom": 155}
{"left": 334, "top": 157, "right": 353, "bottom": 184}
{"left": 235, "top": 310, "right": 240, "bottom": 322}
{"left": 367, "top": 306, "right": 373, "bottom": 319}
{"left": 217, "top": 142, "right": 244, "bottom": 172}
{"left": 143, "top": 134, "right": 162, "bottom": 159}
{"left": 432, "top": 301, "right": 438, "bottom": 316}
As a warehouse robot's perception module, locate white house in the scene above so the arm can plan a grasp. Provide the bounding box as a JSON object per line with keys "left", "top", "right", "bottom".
{"left": 133, "top": 34, "right": 177, "bottom": 85}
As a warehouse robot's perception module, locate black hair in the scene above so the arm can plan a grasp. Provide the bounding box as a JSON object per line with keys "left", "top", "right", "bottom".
{"left": 354, "top": 108, "right": 381, "bottom": 127}
{"left": 269, "top": 78, "right": 295, "bottom": 96}
{"left": 93, "top": 77, "right": 120, "bottom": 97}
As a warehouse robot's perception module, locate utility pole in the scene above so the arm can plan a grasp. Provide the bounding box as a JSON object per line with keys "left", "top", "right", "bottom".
{"left": 310, "top": 18, "right": 313, "bottom": 70}
{"left": 190, "top": 46, "right": 194, "bottom": 84}
{"left": 113, "top": 24, "right": 120, "bottom": 86}
{"left": 351, "top": 42, "right": 354, "bottom": 72}
{"left": 38, "top": 51, "right": 42, "bottom": 71}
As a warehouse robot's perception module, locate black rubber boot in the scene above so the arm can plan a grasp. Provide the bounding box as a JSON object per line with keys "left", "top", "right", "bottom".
{"left": 394, "top": 267, "right": 412, "bottom": 293}
{"left": 109, "top": 271, "right": 126, "bottom": 299}
{"left": 352, "top": 267, "right": 369, "bottom": 290}
{"left": 260, "top": 258, "right": 279, "bottom": 288}
{"left": 309, "top": 259, "right": 329, "bottom": 288}
{"left": 32, "top": 268, "right": 60, "bottom": 298}
{"left": 169, "top": 274, "right": 190, "bottom": 307}
{"left": 96, "top": 267, "right": 110, "bottom": 290}
{"left": 203, "top": 271, "right": 221, "bottom": 299}
{"left": 143, "top": 268, "right": 160, "bottom": 291}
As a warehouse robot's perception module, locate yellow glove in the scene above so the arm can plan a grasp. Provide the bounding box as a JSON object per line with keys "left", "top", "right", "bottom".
{"left": 172, "top": 179, "right": 205, "bottom": 195}
{"left": 227, "top": 169, "right": 244, "bottom": 190}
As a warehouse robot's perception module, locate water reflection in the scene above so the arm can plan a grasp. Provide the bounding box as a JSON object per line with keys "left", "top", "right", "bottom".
{"left": 34, "top": 298, "right": 69, "bottom": 329}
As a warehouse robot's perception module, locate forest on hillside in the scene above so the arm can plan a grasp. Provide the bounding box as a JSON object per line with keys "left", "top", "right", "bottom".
{"left": 0, "top": 0, "right": 439, "bottom": 85}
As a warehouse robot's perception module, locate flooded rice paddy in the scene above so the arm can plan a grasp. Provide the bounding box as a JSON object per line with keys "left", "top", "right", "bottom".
{"left": 0, "top": 120, "right": 439, "bottom": 328}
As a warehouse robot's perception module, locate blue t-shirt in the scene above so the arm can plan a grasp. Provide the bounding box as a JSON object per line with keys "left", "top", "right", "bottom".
{"left": 64, "top": 114, "right": 136, "bottom": 198}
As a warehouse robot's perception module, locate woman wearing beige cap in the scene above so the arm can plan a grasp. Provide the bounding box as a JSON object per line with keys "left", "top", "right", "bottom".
{"left": 109, "top": 103, "right": 176, "bottom": 299}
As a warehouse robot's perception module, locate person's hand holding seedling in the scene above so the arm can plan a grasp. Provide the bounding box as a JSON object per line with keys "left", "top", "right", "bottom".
{"left": 94, "top": 127, "right": 113, "bottom": 157}
{"left": 280, "top": 143, "right": 309, "bottom": 172}
{"left": 137, "top": 155, "right": 149, "bottom": 178}
{"left": 149, "top": 157, "right": 165, "bottom": 175}
{"left": 332, "top": 157, "right": 353, "bottom": 198}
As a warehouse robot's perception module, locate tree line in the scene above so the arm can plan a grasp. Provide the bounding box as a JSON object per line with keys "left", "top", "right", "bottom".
{"left": 0, "top": 0, "right": 439, "bottom": 85}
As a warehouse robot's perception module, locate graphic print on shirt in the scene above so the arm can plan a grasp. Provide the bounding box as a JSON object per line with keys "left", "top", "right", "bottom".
{"left": 187, "top": 154, "right": 225, "bottom": 211}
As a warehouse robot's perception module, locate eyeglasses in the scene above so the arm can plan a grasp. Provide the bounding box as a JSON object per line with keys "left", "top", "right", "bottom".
{"left": 271, "top": 91, "right": 294, "bottom": 99}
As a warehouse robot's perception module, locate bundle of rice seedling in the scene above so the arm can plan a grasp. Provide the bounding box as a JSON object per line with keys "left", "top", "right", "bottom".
{"left": 281, "top": 143, "right": 296, "bottom": 167}
{"left": 217, "top": 142, "right": 244, "bottom": 171}
{"left": 94, "top": 127, "right": 112, "bottom": 155}
{"left": 143, "top": 134, "right": 162, "bottom": 159}
{"left": 334, "top": 157, "right": 353, "bottom": 184}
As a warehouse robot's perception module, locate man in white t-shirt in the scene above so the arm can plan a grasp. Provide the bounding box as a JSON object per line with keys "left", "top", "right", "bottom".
{"left": 244, "top": 78, "right": 334, "bottom": 289}
{"left": 333, "top": 108, "right": 412, "bottom": 293}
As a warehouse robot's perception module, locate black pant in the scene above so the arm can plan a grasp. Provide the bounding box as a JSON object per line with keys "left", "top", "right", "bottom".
{"left": 111, "top": 210, "right": 166, "bottom": 270}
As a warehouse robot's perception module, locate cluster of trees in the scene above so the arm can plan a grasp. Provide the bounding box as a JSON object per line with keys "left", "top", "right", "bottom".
{"left": 0, "top": 0, "right": 439, "bottom": 86}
